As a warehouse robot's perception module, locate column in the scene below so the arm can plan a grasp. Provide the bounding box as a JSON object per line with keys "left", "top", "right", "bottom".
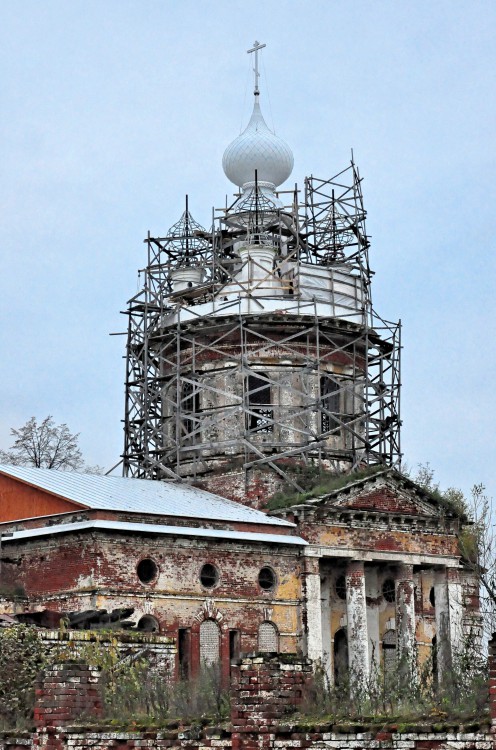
{"left": 395, "top": 563, "right": 416, "bottom": 674}
{"left": 304, "top": 555, "right": 323, "bottom": 663}
{"left": 446, "top": 567, "right": 464, "bottom": 657}
{"left": 345, "top": 560, "right": 369, "bottom": 679}
{"left": 365, "top": 567, "right": 380, "bottom": 671}
{"left": 320, "top": 574, "right": 332, "bottom": 684}
{"left": 434, "top": 567, "right": 452, "bottom": 678}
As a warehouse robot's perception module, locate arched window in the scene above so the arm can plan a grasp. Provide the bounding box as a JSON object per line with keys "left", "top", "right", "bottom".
{"left": 258, "top": 621, "right": 279, "bottom": 653}
{"left": 320, "top": 375, "right": 340, "bottom": 434}
{"left": 199, "top": 619, "right": 220, "bottom": 667}
{"left": 246, "top": 372, "right": 273, "bottom": 433}
{"left": 333, "top": 628, "right": 348, "bottom": 685}
{"left": 382, "top": 629, "right": 396, "bottom": 677}
{"left": 137, "top": 615, "right": 159, "bottom": 633}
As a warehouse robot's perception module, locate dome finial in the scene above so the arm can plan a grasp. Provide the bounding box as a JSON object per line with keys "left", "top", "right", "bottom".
{"left": 247, "top": 40, "right": 266, "bottom": 96}
{"left": 222, "top": 43, "right": 293, "bottom": 190}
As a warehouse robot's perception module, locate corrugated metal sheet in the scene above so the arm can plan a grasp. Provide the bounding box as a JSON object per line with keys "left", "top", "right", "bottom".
{"left": 2, "top": 519, "right": 307, "bottom": 546}
{"left": 0, "top": 465, "right": 293, "bottom": 527}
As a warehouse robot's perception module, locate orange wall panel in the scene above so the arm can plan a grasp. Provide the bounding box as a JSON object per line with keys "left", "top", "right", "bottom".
{"left": 0, "top": 474, "right": 81, "bottom": 522}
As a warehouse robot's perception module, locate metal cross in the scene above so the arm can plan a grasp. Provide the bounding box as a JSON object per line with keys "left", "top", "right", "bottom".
{"left": 247, "top": 40, "right": 266, "bottom": 95}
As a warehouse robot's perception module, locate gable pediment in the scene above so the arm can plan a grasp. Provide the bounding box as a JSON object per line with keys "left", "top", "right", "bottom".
{"left": 306, "top": 471, "right": 449, "bottom": 519}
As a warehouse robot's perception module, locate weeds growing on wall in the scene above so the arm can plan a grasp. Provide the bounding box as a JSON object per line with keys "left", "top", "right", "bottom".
{"left": 266, "top": 465, "right": 384, "bottom": 510}
{"left": 0, "top": 625, "right": 47, "bottom": 730}
{"left": 300, "top": 633, "right": 488, "bottom": 723}
{"left": 56, "top": 632, "right": 230, "bottom": 724}
{"left": 102, "top": 661, "right": 230, "bottom": 724}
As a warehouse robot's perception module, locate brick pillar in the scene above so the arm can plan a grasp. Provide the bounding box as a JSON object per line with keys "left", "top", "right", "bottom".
{"left": 489, "top": 634, "right": 496, "bottom": 728}
{"left": 34, "top": 662, "right": 102, "bottom": 731}
{"left": 395, "top": 563, "right": 416, "bottom": 672}
{"left": 230, "top": 653, "right": 312, "bottom": 750}
{"left": 346, "top": 560, "right": 369, "bottom": 680}
{"left": 304, "top": 555, "right": 323, "bottom": 663}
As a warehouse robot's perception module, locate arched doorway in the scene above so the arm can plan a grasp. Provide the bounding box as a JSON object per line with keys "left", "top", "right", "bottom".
{"left": 382, "top": 629, "right": 396, "bottom": 679}
{"left": 333, "top": 628, "right": 348, "bottom": 685}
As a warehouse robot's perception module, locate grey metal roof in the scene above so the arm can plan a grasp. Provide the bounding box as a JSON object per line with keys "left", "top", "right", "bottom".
{"left": 0, "top": 465, "right": 293, "bottom": 527}
{"left": 2, "top": 519, "right": 306, "bottom": 546}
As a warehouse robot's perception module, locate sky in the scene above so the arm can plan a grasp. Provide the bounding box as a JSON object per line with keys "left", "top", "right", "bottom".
{"left": 0, "top": 0, "right": 494, "bottom": 498}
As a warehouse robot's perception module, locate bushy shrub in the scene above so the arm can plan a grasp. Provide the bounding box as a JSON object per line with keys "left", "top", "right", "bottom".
{"left": 0, "top": 625, "right": 47, "bottom": 729}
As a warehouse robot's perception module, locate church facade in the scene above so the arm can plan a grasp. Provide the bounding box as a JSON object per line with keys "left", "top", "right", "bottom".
{"left": 0, "top": 44, "right": 479, "bottom": 688}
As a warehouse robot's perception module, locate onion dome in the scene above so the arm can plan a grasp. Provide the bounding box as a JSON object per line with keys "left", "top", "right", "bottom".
{"left": 222, "top": 97, "right": 294, "bottom": 189}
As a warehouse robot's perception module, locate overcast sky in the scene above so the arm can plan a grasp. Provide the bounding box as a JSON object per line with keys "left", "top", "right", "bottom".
{"left": 0, "top": 0, "right": 494, "bottom": 498}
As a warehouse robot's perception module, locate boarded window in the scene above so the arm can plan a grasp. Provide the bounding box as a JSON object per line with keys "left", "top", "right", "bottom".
{"left": 382, "top": 629, "right": 396, "bottom": 677}
{"left": 200, "top": 619, "right": 220, "bottom": 666}
{"left": 320, "top": 375, "right": 340, "bottom": 434}
{"left": 258, "top": 621, "right": 278, "bottom": 653}
{"left": 247, "top": 373, "right": 273, "bottom": 433}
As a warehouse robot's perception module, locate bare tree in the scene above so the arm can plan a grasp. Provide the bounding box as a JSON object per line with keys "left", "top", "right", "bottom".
{"left": 411, "top": 463, "right": 494, "bottom": 638}
{"left": 459, "top": 484, "right": 496, "bottom": 638}
{"left": 0, "top": 416, "right": 83, "bottom": 470}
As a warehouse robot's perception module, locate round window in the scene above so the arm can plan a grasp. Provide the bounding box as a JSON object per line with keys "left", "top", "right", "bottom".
{"left": 335, "top": 574, "right": 346, "bottom": 600}
{"left": 200, "top": 563, "right": 219, "bottom": 588}
{"left": 136, "top": 558, "right": 158, "bottom": 584}
{"left": 258, "top": 566, "right": 276, "bottom": 591}
{"left": 382, "top": 578, "right": 396, "bottom": 603}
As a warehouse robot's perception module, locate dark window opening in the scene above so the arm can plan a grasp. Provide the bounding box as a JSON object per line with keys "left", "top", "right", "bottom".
{"left": 137, "top": 558, "right": 158, "bottom": 584}
{"left": 200, "top": 563, "right": 219, "bottom": 589}
{"left": 178, "top": 628, "right": 191, "bottom": 680}
{"left": 333, "top": 628, "right": 348, "bottom": 686}
{"left": 258, "top": 566, "right": 276, "bottom": 591}
{"left": 229, "top": 629, "right": 240, "bottom": 676}
{"left": 320, "top": 375, "right": 340, "bottom": 434}
{"left": 181, "top": 379, "right": 200, "bottom": 440}
{"left": 382, "top": 578, "right": 396, "bottom": 603}
{"left": 335, "top": 574, "right": 346, "bottom": 600}
{"left": 429, "top": 586, "right": 436, "bottom": 607}
{"left": 432, "top": 635, "right": 438, "bottom": 687}
{"left": 137, "top": 615, "right": 159, "bottom": 633}
{"left": 246, "top": 373, "right": 273, "bottom": 433}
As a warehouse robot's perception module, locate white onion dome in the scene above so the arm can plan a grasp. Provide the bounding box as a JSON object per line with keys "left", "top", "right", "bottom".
{"left": 222, "top": 98, "right": 294, "bottom": 189}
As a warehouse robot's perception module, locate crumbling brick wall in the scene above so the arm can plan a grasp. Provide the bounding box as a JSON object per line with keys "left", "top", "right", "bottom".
{"left": 0, "top": 653, "right": 492, "bottom": 750}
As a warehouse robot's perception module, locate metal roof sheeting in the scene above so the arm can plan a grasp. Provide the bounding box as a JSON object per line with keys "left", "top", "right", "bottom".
{"left": 3, "top": 519, "right": 307, "bottom": 546}
{"left": 0, "top": 465, "right": 294, "bottom": 527}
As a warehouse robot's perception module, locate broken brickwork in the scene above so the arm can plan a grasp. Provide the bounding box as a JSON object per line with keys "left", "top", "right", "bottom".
{"left": 0, "top": 655, "right": 491, "bottom": 750}
{"left": 230, "top": 653, "right": 312, "bottom": 750}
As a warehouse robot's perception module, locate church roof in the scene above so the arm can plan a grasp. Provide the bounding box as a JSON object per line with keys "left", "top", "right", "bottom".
{"left": 2, "top": 519, "right": 307, "bottom": 547}
{"left": 0, "top": 465, "right": 294, "bottom": 527}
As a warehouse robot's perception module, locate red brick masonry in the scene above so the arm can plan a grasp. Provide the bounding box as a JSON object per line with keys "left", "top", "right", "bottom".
{"left": 1, "top": 645, "right": 495, "bottom": 750}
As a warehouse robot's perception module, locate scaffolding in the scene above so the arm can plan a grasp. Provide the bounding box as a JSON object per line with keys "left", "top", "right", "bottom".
{"left": 123, "top": 161, "right": 401, "bottom": 491}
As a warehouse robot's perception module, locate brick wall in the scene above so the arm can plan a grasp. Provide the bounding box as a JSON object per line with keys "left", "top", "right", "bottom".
{"left": 0, "top": 650, "right": 493, "bottom": 750}
{"left": 230, "top": 653, "right": 313, "bottom": 750}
